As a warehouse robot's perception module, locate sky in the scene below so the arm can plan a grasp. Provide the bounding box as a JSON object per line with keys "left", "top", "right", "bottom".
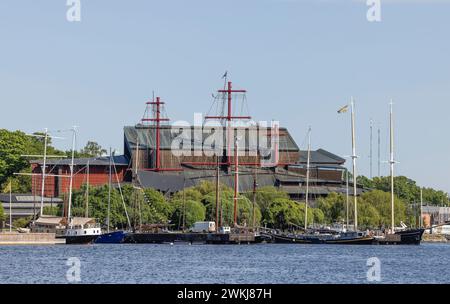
{"left": 0, "top": 0, "right": 449, "bottom": 192}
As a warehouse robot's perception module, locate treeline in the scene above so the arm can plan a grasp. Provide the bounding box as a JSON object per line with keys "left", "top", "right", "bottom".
{"left": 34, "top": 181, "right": 422, "bottom": 231}
{"left": 357, "top": 175, "right": 449, "bottom": 206}
{"left": 0, "top": 128, "right": 107, "bottom": 193}
{"left": 3, "top": 179, "right": 430, "bottom": 231}
{"left": 39, "top": 182, "right": 325, "bottom": 230}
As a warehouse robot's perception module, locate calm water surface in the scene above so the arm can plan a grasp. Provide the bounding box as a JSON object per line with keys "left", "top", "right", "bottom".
{"left": 0, "top": 243, "right": 449, "bottom": 284}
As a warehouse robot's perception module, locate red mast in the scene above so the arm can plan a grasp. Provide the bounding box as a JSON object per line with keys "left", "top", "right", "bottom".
{"left": 205, "top": 81, "right": 251, "bottom": 166}
{"left": 141, "top": 97, "right": 170, "bottom": 171}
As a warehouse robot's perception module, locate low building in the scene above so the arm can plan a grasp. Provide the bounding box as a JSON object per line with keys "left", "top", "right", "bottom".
{"left": 422, "top": 205, "right": 450, "bottom": 227}
{"left": 0, "top": 194, "right": 63, "bottom": 224}
{"left": 30, "top": 155, "right": 129, "bottom": 197}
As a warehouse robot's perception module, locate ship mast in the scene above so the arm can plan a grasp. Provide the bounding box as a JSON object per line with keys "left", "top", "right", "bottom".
{"left": 85, "top": 160, "right": 89, "bottom": 218}
{"left": 39, "top": 128, "right": 49, "bottom": 216}
{"left": 389, "top": 100, "right": 395, "bottom": 233}
{"left": 233, "top": 136, "right": 240, "bottom": 227}
{"left": 67, "top": 126, "right": 77, "bottom": 227}
{"left": 304, "top": 127, "right": 311, "bottom": 231}
{"left": 350, "top": 98, "right": 358, "bottom": 231}
{"left": 346, "top": 169, "right": 349, "bottom": 229}
{"left": 107, "top": 147, "right": 112, "bottom": 233}
{"left": 215, "top": 155, "right": 220, "bottom": 231}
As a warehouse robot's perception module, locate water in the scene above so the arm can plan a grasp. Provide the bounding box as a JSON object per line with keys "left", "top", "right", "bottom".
{"left": 0, "top": 243, "right": 449, "bottom": 284}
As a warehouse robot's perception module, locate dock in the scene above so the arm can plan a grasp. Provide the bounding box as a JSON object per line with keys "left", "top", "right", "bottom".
{"left": 0, "top": 233, "right": 64, "bottom": 245}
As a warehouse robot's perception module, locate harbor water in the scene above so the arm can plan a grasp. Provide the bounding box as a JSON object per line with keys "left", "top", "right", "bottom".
{"left": 1, "top": 243, "right": 449, "bottom": 284}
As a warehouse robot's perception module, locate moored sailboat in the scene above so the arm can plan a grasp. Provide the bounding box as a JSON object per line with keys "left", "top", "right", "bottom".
{"left": 375, "top": 101, "right": 424, "bottom": 245}
{"left": 95, "top": 148, "right": 131, "bottom": 244}
{"left": 64, "top": 127, "right": 101, "bottom": 244}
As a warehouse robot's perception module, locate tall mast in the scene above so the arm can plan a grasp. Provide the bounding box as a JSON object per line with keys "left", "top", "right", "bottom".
{"left": 205, "top": 81, "right": 249, "bottom": 167}
{"left": 389, "top": 100, "right": 395, "bottom": 233}
{"left": 420, "top": 187, "right": 423, "bottom": 228}
{"left": 85, "top": 160, "right": 89, "bottom": 218}
{"left": 107, "top": 147, "right": 112, "bottom": 233}
{"left": 304, "top": 127, "right": 311, "bottom": 231}
{"left": 370, "top": 119, "right": 373, "bottom": 179}
{"left": 215, "top": 155, "right": 220, "bottom": 231}
{"left": 377, "top": 126, "right": 381, "bottom": 177}
{"left": 9, "top": 181, "right": 12, "bottom": 232}
{"left": 350, "top": 98, "right": 358, "bottom": 231}
{"left": 252, "top": 167, "right": 257, "bottom": 229}
{"left": 39, "top": 128, "right": 49, "bottom": 216}
{"left": 346, "top": 170, "right": 349, "bottom": 229}
{"left": 67, "top": 126, "right": 77, "bottom": 225}
{"left": 233, "top": 136, "right": 240, "bottom": 227}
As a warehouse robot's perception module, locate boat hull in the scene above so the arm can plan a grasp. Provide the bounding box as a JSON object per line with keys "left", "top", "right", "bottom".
{"left": 265, "top": 233, "right": 375, "bottom": 245}
{"left": 64, "top": 235, "right": 99, "bottom": 245}
{"left": 377, "top": 228, "right": 425, "bottom": 245}
{"left": 95, "top": 231, "right": 127, "bottom": 244}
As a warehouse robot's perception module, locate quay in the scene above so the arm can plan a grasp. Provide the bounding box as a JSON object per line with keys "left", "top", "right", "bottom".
{"left": 0, "top": 232, "right": 64, "bottom": 245}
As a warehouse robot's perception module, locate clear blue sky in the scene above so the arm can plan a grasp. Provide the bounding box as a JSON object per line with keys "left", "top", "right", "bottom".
{"left": 1, "top": 0, "right": 449, "bottom": 193}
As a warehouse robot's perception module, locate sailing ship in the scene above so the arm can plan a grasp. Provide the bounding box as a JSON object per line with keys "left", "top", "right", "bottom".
{"left": 64, "top": 127, "right": 101, "bottom": 244}
{"left": 267, "top": 116, "right": 375, "bottom": 245}
{"left": 375, "top": 102, "right": 424, "bottom": 245}
{"left": 95, "top": 148, "right": 131, "bottom": 243}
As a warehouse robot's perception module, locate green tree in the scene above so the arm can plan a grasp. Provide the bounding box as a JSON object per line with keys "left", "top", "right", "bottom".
{"left": 0, "top": 202, "right": 5, "bottom": 222}
{"left": 244, "top": 186, "right": 289, "bottom": 225}
{"left": 316, "top": 192, "right": 346, "bottom": 223}
{"left": 360, "top": 190, "right": 409, "bottom": 228}
{"left": 43, "top": 205, "right": 62, "bottom": 216}
{"left": 171, "top": 199, "right": 206, "bottom": 229}
{"left": 265, "top": 198, "right": 313, "bottom": 229}
{"left": 80, "top": 141, "right": 107, "bottom": 157}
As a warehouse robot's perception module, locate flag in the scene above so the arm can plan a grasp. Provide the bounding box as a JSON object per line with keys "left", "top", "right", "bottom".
{"left": 222, "top": 71, "right": 228, "bottom": 79}
{"left": 337, "top": 104, "right": 349, "bottom": 114}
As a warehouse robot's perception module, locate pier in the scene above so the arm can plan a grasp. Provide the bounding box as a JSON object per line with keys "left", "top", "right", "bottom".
{"left": 0, "top": 233, "right": 63, "bottom": 245}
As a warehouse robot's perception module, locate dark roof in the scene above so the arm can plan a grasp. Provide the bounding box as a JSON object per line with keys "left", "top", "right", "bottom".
{"left": 136, "top": 169, "right": 276, "bottom": 193}
{"left": 0, "top": 194, "right": 63, "bottom": 203}
{"left": 124, "top": 125, "right": 300, "bottom": 152}
{"left": 137, "top": 171, "right": 190, "bottom": 193}
{"left": 31, "top": 155, "right": 130, "bottom": 166}
{"left": 296, "top": 149, "right": 345, "bottom": 165}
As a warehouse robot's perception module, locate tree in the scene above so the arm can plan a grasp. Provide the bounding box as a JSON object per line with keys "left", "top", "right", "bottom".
{"left": 0, "top": 203, "right": 5, "bottom": 223}
{"left": 266, "top": 198, "right": 303, "bottom": 229}
{"left": 0, "top": 129, "right": 66, "bottom": 193}
{"left": 171, "top": 199, "right": 206, "bottom": 229}
{"left": 244, "top": 186, "right": 289, "bottom": 224}
{"left": 360, "top": 190, "right": 410, "bottom": 228}
{"left": 43, "top": 205, "right": 62, "bottom": 216}
{"left": 316, "top": 192, "right": 346, "bottom": 223}
{"left": 80, "top": 141, "right": 107, "bottom": 157}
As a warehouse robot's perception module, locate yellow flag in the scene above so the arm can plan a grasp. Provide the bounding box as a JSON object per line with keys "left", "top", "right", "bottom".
{"left": 337, "top": 105, "right": 349, "bottom": 114}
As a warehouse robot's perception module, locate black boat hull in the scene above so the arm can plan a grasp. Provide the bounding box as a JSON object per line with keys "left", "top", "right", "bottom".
{"left": 377, "top": 228, "right": 425, "bottom": 245}
{"left": 266, "top": 233, "right": 375, "bottom": 245}
{"left": 64, "top": 235, "right": 99, "bottom": 245}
